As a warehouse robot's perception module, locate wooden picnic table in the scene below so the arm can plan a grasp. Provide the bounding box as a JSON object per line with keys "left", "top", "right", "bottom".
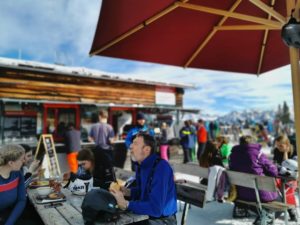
{"left": 27, "top": 188, "right": 148, "bottom": 225}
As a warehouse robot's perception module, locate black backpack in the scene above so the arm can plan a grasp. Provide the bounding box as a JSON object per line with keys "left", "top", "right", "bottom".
{"left": 81, "top": 189, "right": 120, "bottom": 225}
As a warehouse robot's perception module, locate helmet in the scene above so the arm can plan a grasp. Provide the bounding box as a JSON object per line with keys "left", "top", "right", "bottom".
{"left": 279, "top": 159, "right": 298, "bottom": 178}
{"left": 281, "top": 16, "right": 300, "bottom": 48}
{"left": 81, "top": 189, "right": 119, "bottom": 225}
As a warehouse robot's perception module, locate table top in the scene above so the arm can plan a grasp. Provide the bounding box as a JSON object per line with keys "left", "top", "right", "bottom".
{"left": 27, "top": 188, "right": 148, "bottom": 225}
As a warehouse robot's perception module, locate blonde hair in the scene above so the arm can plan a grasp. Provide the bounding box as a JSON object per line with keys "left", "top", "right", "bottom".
{"left": 275, "top": 135, "right": 293, "bottom": 155}
{"left": 0, "top": 144, "right": 25, "bottom": 166}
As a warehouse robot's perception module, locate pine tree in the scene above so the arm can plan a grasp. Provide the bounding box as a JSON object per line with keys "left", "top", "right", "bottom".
{"left": 281, "top": 101, "right": 290, "bottom": 124}
{"left": 275, "top": 104, "right": 282, "bottom": 120}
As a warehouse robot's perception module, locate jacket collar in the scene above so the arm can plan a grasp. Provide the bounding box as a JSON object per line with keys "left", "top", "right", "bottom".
{"left": 140, "top": 154, "right": 157, "bottom": 169}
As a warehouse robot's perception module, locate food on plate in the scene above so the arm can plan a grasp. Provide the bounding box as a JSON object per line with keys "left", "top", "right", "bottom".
{"left": 30, "top": 180, "right": 49, "bottom": 186}
{"left": 48, "top": 193, "right": 60, "bottom": 199}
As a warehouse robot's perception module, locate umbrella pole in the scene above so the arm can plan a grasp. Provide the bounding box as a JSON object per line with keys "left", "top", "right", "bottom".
{"left": 286, "top": 0, "right": 300, "bottom": 192}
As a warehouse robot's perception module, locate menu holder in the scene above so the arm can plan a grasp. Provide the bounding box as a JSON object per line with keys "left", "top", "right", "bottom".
{"left": 35, "top": 134, "right": 61, "bottom": 178}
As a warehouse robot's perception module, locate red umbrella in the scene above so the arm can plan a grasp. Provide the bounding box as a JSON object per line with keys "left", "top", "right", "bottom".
{"left": 90, "top": 0, "right": 289, "bottom": 74}
{"left": 90, "top": 0, "right": 300, "bottom": 166}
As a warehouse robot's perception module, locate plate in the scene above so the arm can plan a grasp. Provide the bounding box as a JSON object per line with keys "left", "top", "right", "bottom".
{"left": 35, "top": 192, "right": 66, "bottom": 204}
{"left": 29, "top": 180, "right": 49, "bottom": 188}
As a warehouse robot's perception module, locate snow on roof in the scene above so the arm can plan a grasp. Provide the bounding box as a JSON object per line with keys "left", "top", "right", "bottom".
{"left": 0, "top": 57, "right": 194, "bottom": 89}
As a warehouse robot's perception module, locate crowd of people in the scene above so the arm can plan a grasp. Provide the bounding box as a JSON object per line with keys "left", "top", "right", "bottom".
{"left": 0, "top": 110, "right": 299, "bottom": 225}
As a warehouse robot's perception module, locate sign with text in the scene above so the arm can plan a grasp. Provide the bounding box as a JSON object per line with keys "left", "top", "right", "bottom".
{"left": 35, "top": 134, "right": 61, "bottom": 177}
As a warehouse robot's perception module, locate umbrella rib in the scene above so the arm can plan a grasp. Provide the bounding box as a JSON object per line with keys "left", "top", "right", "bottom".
{"left": 215, "top": 25, "right": 278, "bottom": 30}
{"left": 184, "top": 0, "right": 242, "bottom": 68}
{"left": 249, "top": 0, "right": 285, "bottom": 24}
{"left": 177, "top": 2, "right": 282, "bottom": 28}
{"left": 90, "top": 0, "right": 189, "bottom": 56}
{"left": 257, "top": 0, "right": 276, "bottom": 75}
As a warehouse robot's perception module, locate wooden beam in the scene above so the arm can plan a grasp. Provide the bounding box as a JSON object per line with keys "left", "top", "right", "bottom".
{"left": 286, "top": 0, "right": 300, "bottom": 196}
{"left": 185, "top": 0, "right": 242, "bottom": 67}
{"left": 257, "top": 0, "right": 276, "bottom": 75}
{"left": 90, "top": 0, "right": 189, "bottom": 56}
{"left": 176, "top": 2, "right": 283, "bottom": 28}
{"left": 249, "top": 0, "right": 286, "bottom": 23}
{"left": 215, "top": 25, "right": 278, "bottom": 30}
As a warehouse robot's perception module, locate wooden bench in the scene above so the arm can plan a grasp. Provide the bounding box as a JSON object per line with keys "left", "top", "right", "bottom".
{"left": 226, "top": 170, "right": 296, "bottom": 225}
{"left": 171, "top": 163, "right": 208, "bottom": 225}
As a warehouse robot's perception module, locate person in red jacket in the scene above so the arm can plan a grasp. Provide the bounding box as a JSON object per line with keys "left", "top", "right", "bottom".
{"left": 197, "top": 119, "right": 207, "bottom": 161}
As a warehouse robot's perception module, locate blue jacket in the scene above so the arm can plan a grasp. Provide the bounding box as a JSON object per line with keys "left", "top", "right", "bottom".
{"left": 180, "top": 126, "right": 195, "bottom": 149}
{"left": 125, "top": 125, "right": 155, "bottom": 149}
{"left": 0, "top": 171, "right": 26, "bottom": 225}
{"left": 128, "top": 154, "right": 177, "bottom": 217}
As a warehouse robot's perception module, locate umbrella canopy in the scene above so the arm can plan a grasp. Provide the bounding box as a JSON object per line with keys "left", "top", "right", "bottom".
{"left": 90, "top": 0, "right": 289, "bottom": 75}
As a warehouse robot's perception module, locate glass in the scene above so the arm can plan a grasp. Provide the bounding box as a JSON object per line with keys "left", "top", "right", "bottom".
{"left": 49, "top": 175, "right": 62, "bottom": 193}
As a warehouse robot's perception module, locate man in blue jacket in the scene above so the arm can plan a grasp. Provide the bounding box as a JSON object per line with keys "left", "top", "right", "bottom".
{"left": 111, "top": 133, "right": 177, "bottom": 225}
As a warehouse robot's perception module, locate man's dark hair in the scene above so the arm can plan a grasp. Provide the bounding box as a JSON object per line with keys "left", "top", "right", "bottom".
{"left": 99, "top": 110, "right": 108, "bottom": 119}
{"left": 20, "top": 144, "right": 32, "bottom": 153}
{"left": 67, "top": 122, "right": 75, "bottom": 129}
{"left": 77, "top": 149, "right": 95, "bottom": 164}
{"left": 136, "top": 132, "right": 156, "bottom": 154}
{"left": 198, "top": 119, "right": 204, "bottom": 123}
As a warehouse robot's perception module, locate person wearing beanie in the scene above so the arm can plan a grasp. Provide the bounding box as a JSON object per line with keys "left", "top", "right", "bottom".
{"left": 125, "top": 112, "right": 155, "bottom": 171}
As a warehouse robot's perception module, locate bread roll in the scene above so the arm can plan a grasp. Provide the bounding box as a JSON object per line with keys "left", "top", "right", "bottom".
{"left": 109, "top": 182, "right": 121, "bottom": 191}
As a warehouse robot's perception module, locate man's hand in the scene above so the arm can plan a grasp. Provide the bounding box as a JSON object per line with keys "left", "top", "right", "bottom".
{"left": 110, "top": 189, "right": 128, "bottom": 210}
{"left": 28, "top": 160, "right": 41, "bottom": 177}
{"left": 120, "top": 186, "right": 131, "bottom": 197}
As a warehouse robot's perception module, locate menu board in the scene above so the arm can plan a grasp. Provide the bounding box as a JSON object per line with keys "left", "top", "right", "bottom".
{"left": 35, "top": 134, "right": 61, "bottom": 177}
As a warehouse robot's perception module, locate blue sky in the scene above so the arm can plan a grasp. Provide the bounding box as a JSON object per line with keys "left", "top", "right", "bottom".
{"left": 0, "top": 0, "right": 293, "bottom": 116}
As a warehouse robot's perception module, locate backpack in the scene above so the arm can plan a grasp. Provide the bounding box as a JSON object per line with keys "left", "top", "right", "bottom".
{"left": 81, "top": 189, "right": 120, "bottom": 225}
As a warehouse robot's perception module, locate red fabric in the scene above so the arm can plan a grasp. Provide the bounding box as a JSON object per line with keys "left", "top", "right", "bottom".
{"left": 276, "top": 178, "right": 297, "bottom": 206}
{"left": 0, "top": 177, "right": 19, "bottom": 192}
{"left": 197, "top": 126, "right": 207, "bottom": 143}
{"left": 91, "top": 0, "right": 289, "bottom": 74}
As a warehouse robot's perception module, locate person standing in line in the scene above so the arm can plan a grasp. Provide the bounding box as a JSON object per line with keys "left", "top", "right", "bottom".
{"left": 65, "top": 122, "right": 81, "bottom": 173}
{"left": 88, "top": 110, "right": 115, "bottom": 161}
{"left": 189, "top": 120, "right": 197, "bottom": 161}
{"left": 159, "top": 122, "right": 169, "bottom": 161}
{"left": 125, "top": 112, "right": 154, "bottom": 171}
{"left": 197, "top": 119, "right": 207, "bottom": 161}
{"left": 110, "top": 133, "right": 177, "bottom": 225}
{"left": 0, "top": 144, "right": 26, "bottom": 225}
{"left": 179, "top": 120, "right": 194, "bottom": 163}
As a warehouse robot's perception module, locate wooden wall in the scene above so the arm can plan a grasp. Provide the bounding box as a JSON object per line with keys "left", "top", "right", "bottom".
{"left": 0, "top": 68, "right": 183, "bottom": 107}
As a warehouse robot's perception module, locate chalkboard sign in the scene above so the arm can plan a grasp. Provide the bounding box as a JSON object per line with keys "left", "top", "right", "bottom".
{"left": 35, "top": 134, "right": 61, "bottom": 177}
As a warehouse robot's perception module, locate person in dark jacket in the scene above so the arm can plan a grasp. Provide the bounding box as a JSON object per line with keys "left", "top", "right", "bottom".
{"left": 180, "top": 120, "right": 195, "bottom": 163}
{"left": 110, "top": 133, "right": 177, "bottom": 225}
{"left": 229, "top": 135, "right": 279, "bottom": 224}
{"left": 64, "top": 148, "right": 115, "bottom": 190}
